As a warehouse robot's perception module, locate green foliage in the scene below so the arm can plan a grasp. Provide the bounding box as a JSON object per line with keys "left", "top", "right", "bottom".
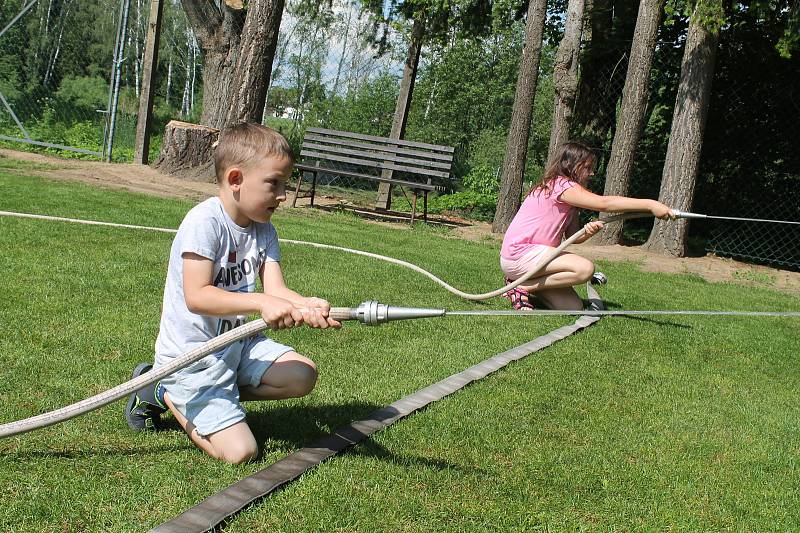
{"left": 323, "top": 72, "right": 399, "bottom": 137}
{"left": 408, "top": 26, "right": 525, "bottom": 150}
{"left": 776, "top": 3, "right": 800, "bottom": 57}
{"left": 63, "top": 121, "right": 102, "bottom": 152}
{"left": 462, "top": 164, "right": 501, "bottom": 195}
{"left": 430, "top": 190, "right": 497, "bottom": 220}
{"left": 0, "top": 54, "right": 22, "bottom": 101}
{"left": 460, "top": 127, "right": 507, "bottom": 194}
{"left": 692, "top": 0, "right": 727, "bottom": 34}
{"left": 663, "top": 0, "right": 727, "bottom": 32}
{"left": 55, "top": 76, "right": 109, "bottom": 114}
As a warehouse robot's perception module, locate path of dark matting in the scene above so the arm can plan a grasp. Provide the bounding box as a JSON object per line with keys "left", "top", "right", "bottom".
{"left": 151, "top": 287, "right": 603, "bottom": 532}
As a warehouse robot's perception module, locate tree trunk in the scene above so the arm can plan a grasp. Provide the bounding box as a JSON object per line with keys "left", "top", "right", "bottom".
{"left": 491, "top": 0, "right": 548, "bottom": 233}
{"left": 643, "top": 3, "right": 720, "bottom": 256}
{"left": 331, "top": 8, "right": 352, "bottom": 98}
{"left": 594, "top": 0, "right": 665, "bottom": 245}
{"left": 153, "top": 120, "right": 219, "bottom": 182}
{"left": 573, "top": 0, "right": 637, "bottom": 148}
{"left": 225, "top": 0, "right": 285, "bottom": 124}
{"left": 163, "top": 0, "right": 282, "bottom": 177}
{"left": 181, "top": 27, "right": 192, "bottom": 116}
{"left": 134, "top": 0, "right": 164, "bottom": 165}
{"left": 546, "top": 0, "right": 586, "bottom": 163}
{"left": 375, "top": 15, "right": 426, "bottom": 210}
{"left": 180, "top": 0, "right": 245, "bottom": 128}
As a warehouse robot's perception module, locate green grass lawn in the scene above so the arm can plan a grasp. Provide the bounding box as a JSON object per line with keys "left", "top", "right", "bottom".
{"left": 1, "top": 173, "right": 799, "bottom": 531}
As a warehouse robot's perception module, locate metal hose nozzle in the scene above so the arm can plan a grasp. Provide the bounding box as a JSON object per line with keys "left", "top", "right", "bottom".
{"left": 332, "top": 301, "right": 446, "bottom": 325}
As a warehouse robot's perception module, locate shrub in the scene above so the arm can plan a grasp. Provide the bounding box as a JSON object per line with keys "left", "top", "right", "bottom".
{"left": 56, "top": 76, "right": 109, "bottom": 115}
{"left": 431, "top": 190, "right": 497, "bottom": 221}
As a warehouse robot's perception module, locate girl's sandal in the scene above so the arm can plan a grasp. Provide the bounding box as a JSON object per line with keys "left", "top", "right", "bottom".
{"left": 501, "top": 282, "right": 535, "bottom": 311}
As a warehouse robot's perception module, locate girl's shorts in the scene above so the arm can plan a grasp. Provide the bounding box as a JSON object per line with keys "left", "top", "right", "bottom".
{"left": 500, "top": 244, "right": 554, "bottom": 281}
{"left": 160, "top": 334, "right": 293, "bottom": 436}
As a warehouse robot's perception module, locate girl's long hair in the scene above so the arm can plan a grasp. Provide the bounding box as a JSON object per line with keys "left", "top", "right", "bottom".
{"left": 527, "top": 141, "right": 597, "bottom": 196}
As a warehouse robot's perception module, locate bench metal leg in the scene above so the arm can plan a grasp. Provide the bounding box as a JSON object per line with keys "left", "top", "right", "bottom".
{"left": 292, "top": 173, "right": 304, "bottom": 208}
{"left": 310, "top": 171, "right": 317, "bottom": 206}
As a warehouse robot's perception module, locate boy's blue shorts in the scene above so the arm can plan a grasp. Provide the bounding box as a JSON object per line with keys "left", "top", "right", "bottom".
{"left": 161, "top": 334, "right": 293, "bottom": 436}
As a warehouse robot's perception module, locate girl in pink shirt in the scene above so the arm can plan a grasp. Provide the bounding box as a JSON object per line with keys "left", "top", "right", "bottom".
{"left": 500, "top": 141, "right": 675, "bottom": 310}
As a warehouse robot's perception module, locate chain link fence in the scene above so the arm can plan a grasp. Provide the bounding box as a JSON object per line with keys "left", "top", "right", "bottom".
{"left": 0, "top": 0, "right": 125, "bottom": 158}
{"left": 0, "top": 0, "right": 200, "bottom": 162}
{"left": 573, "top": 29, "right": 799, "bottom": 271}
{"left": 706, "top": 205, "right": 800, "bottom": 270}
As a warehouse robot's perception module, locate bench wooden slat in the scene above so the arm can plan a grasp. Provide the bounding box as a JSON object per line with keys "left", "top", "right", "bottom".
{"left": 303, "top": 134, "right": 454, "bottom": 163}
{"left": 301, "top": 141, "right": 453, "bottom": 171}
{"left": 294, "top": 127, "right": 454, "bottom": 223}
{"left": 306, "top": 127, "right": 454, "bottom": 153}
{"left": 295, "top": 164, "right": 443, "bottom": 191}
{"left": 299, "top": 149, "right": 451, "bottom": 179}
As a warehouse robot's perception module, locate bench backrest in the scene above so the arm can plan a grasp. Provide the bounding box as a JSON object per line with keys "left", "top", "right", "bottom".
{"left": 300, "top": 127, "right": 454, "bottom": 182}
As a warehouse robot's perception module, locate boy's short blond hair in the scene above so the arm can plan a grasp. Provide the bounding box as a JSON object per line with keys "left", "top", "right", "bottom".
{"left": 214, "top": 123, "right": 294, "bottom": 183}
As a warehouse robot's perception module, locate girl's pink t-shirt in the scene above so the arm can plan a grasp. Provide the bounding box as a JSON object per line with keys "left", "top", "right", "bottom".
{"left": 501, "top": 176, "right": 578, "bottom": 260}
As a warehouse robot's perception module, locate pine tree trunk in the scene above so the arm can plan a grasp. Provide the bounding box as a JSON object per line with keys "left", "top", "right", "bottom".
{"left": 491, "top": 0, "right": 548, "bottom": 233}
{"left": 594, "top": 0, "right": 665, "bottom": 245}
{"left": 643, "top": 4, "right": 720, "bottom": 256}
{"left": 375, "top": 15, "right": 425, "bottom": 210}
{"left": 573, "top": 0, "right": 637, "bottom": 148}
{"left": 546, "top": 0, "right": 586, "bottom": 163}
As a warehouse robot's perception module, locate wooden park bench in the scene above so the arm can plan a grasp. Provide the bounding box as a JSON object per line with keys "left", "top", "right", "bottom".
{"left": 292, "top": 127, "right": 454, "bottom": 223}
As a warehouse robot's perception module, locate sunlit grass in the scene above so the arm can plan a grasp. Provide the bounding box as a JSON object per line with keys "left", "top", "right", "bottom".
{"left": 0, "top": 172, "right": 799, "bottom": 531}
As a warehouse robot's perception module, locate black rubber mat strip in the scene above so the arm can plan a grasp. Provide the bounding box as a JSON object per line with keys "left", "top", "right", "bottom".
{"left": 151, "top": 287, "right": 604, "bottom": 532}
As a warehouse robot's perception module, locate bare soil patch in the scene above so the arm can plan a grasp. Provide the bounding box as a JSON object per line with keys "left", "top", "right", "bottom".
{"left": 3, "top": 147, "right": 798, "bottom": 296}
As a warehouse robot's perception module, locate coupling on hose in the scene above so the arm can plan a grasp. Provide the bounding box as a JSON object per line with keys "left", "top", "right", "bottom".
{"left": 344, "top": 300, "right": 446, "bottom": 325}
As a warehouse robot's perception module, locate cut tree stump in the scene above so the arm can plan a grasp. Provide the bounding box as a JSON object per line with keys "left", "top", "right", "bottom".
{"left": 153, "top": 120, "right": 219, "bottom": 182}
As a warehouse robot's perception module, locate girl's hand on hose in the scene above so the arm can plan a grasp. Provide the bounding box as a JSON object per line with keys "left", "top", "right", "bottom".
{"left": 583, "top": 220, "right": 604, "bottom": 236}
{"left": 650, "top": 201, "right": 677, "bottom": 220}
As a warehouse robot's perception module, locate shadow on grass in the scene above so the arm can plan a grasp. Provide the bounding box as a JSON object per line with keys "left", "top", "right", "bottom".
{"left": 199, "top": 402, "right": 477, "bottom": 532}
{"left": 3, "top": 441, "right": 195, "bottom": 459}
{"left": 3, "top": 402, "right": 469, "bottom": 473}
{"left": 600, "top": 299, "right": 692, "bottom": 329}
{"left": 247, "top": 402, "right": 472, "bottom": 472}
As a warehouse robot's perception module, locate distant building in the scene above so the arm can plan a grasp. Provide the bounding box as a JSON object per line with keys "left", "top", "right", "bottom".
{"left": 268, "top": 105, "right": 309, "bottom": 120}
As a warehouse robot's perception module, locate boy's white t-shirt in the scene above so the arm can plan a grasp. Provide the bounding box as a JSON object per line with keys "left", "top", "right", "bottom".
{"left": 154, "top": 197, "right": 281, "bottom": 367}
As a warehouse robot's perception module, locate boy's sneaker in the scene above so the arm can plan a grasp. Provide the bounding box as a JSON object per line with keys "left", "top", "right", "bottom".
{"left": 125, "top": 363, "right": 166, "bottom": 431}
{"left": 591, "top": 271, "right": 608, "bottom": 285}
